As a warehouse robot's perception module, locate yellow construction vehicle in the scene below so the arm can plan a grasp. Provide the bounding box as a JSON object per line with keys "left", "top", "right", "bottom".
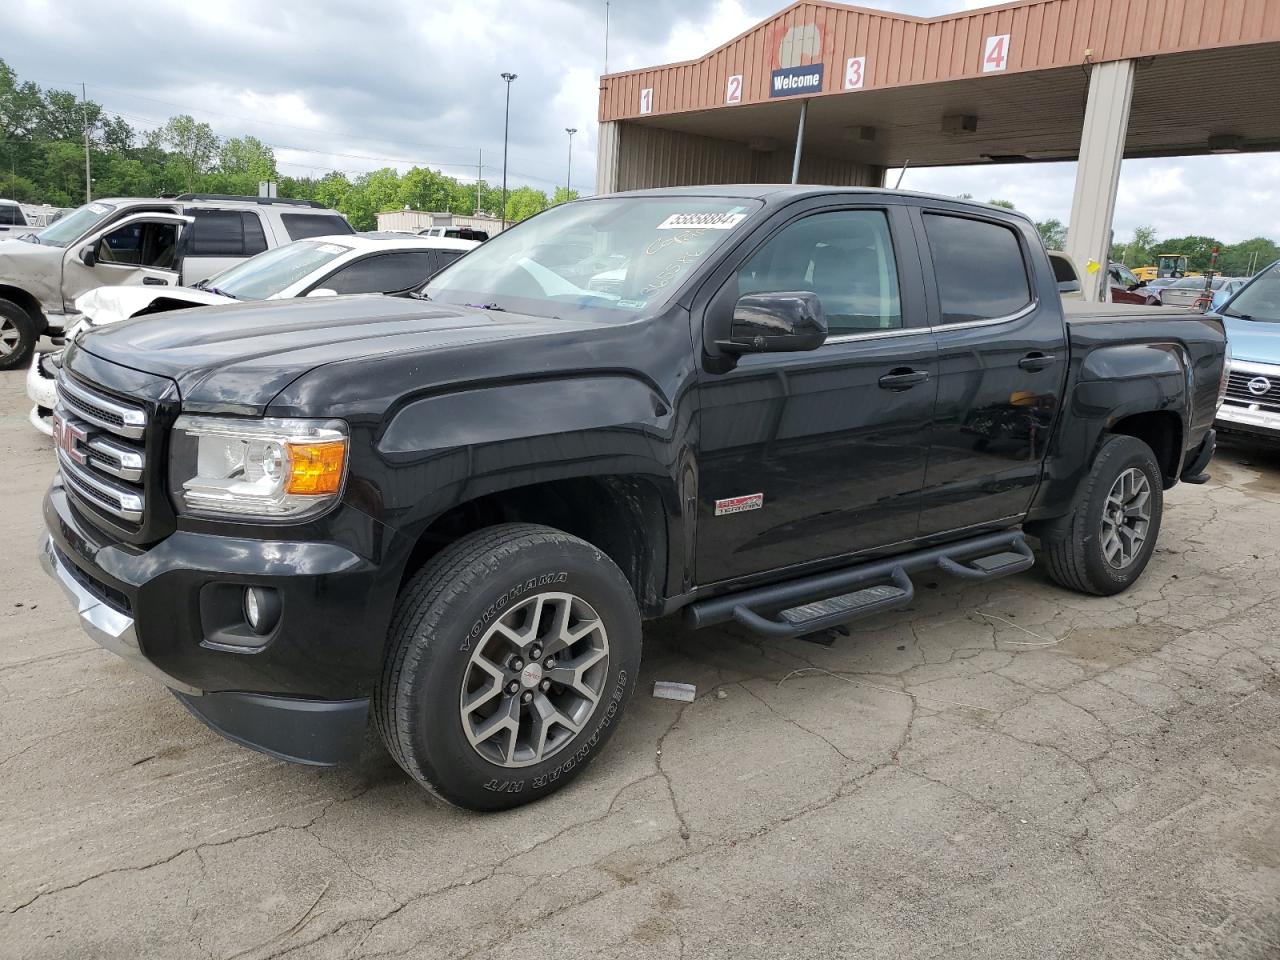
{"left": 1133, "top": 254, "right": 1201, "bottom": 281}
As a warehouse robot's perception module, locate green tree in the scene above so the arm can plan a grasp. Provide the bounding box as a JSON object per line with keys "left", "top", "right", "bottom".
{"left": 551, "top": 187, "right": 580, "bottom": 205}
{"left": 987, "top": 198, "right": 1016, "bottom": 209}
{"left": 1034, "top": 217, "right": 1066, "bottom": 250}
{"left": 505, "top": 185, "right": 549, "bottom": 223}
{"left": 1157, "top": 235, "right": 1225, "bottom": 273}
{"left": 0, "top": 170, "right": 38, "bottom": 202}
{"left": 218, "top": 136, "right": 277, "bottom": 181}
{"left": 339, "top": 167, "right": 401, "bottom": 230}
{"left": 1119, "top": 225, "right": 1158, "bottom": 268}
{"left": 0, "top": 59, "right": 45, "bottom": 140}
{"left": 398, "top": 166, "right": 454, "bottom": 213}
{"left": 1219, "top": 237, "right": 1279, "bottom": 277}
{"left": 158, "top": 115, "right": 220, "bottom": 192}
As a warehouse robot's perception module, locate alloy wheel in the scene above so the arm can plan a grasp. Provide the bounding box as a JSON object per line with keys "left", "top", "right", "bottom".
{"left": 459, "top": 591, "right": 609, "bottom": 768}
{"left": 1100, "top": 467, "right": 1151, "bottom": 569}
{"left": 0, "top": 317, "right": 19, "bottom": 358}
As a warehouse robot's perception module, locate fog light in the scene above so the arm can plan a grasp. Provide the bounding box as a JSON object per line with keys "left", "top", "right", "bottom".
{"left": 243, "top": 587, "right": 281, "bottom": 635}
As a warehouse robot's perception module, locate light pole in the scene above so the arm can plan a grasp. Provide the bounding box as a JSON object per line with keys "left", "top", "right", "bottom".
{"left": 500, "top": 72, "right": 517, "bottom": 229}
{"left": 565, "top": 128, "right": 577, "bottom": 198}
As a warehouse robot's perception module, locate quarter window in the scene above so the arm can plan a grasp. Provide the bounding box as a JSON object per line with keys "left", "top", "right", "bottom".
{"left": 923, "top": 214, "right": 1032, "bottom": 324}
{"left": 322, "top": 252, "right": 438, "bottom": 294}
{"left": 736, "top": 210, "right": 902, "bottom": 335}
{"left": 282, "top": 213, "right": 354, "bottom": 241}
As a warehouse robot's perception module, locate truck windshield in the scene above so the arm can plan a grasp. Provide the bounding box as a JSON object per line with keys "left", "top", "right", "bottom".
{"left": 32, "top": 201, "right": 117, "bottom": 248}
{"left": 1222, "top": 263, "right": 1280, "bottom": 321}
{"left": 422, "top": 196, "right": 762, "bottom": 320}
{"left": 203, "top": 240, "right": 353, "bottom": 300}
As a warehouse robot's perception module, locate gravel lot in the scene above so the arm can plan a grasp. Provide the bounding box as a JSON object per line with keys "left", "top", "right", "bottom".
{"left": 1, "top": 363, "right": 1278, "bottom": 960}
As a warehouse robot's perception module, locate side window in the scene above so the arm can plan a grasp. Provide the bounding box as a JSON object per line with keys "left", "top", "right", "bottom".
{"left": 187, "top": 210, "right": 247, "bottom": 257}
{"left": 0, "top": 205, "right": 21, "bottom": 225}
{"left": 97, "top": 221, "right": 178, "bottom": 268}
{"left": 282, "top": 213, "right": 354, "bottom": 240}
{"left": 434, "top": 250, "right": 465, "bottom": 273}
{"left": 323, "top": 252, "right": 437, "bottom": 294}
{"left": 735, "top": 209, "right": 902, "bottom": 335}
{"left": 923, "top": 214, "right": 1032, "bottom": 324}
{"left": 243, "top": 213, "right": 268, "bottom": 255}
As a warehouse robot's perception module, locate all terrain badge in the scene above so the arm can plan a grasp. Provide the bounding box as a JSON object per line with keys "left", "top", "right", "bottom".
{"left": 714, "top": 493, "right": 764, "bottom": 516}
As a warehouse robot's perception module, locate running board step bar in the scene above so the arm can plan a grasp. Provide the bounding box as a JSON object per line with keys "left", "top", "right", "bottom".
{"left": 685, "top": 530, "right": 1034, "bottom": 640}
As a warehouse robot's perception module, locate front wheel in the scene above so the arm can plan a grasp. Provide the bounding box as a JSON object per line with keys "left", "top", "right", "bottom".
{"left": 0, "top": 298, "right": 36, "bottom": 371}
{"left": 376, "top": 523, "right": 641, "bottom": 810}
{"left": 1041, "top": 435, "right": 1164, "bottom": 596}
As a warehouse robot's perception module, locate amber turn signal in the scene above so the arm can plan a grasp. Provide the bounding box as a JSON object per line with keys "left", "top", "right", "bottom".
{"left": 284, "top": 439, "right": 348, "bottom": 495}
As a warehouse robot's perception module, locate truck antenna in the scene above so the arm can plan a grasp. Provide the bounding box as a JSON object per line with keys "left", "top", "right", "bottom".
{"left": 894, "top": 159, "right": 910, "bottom": 190}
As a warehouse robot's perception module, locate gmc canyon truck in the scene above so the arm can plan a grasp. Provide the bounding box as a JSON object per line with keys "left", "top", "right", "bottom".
{"left": 40, "top": 187, "right": 1225, "bottom": 811}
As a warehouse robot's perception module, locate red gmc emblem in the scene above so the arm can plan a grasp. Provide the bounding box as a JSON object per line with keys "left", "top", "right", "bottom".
{"left": 52, "top": 413, "right": 89, "bottom": 466}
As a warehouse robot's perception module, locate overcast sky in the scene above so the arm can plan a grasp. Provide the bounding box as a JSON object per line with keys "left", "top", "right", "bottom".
{"left": 2, "top": 0, "right": 1276, "bottom": 242}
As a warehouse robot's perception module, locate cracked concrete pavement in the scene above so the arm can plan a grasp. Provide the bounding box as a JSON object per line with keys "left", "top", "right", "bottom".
{"left": 1, "top": 365, "right": 1278, "bottom": 960}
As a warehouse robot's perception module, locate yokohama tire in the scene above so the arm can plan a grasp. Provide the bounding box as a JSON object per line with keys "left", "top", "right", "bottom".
{"left": 376, "top": 523, "right": 641, "bottom": 811}
{"left": 1041, "top": 435, "right": 1164, "bottom": 596}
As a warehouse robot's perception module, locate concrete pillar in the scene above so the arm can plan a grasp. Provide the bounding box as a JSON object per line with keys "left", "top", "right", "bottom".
{"left": 1064, "top": 59, "right": 1135, "bottom": 302}
{"left": 596, "top": 121, "right": 621, "bottom": 196}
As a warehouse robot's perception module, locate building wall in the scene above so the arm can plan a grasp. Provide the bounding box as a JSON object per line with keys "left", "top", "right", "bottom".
{"left": 375, "top": 210, "right": 506, "bottom": 234}
{"left": 600, "top": 120, "right": 883, "bottom": 193}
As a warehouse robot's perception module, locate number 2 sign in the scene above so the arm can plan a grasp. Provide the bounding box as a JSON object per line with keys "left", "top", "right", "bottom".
{"left": 639, "top": 88, "right": 653, "bottom": 114}
{"left": 726, "top": 75, "right": 743, "bottom": 104}
{"left": 983, "top": 34, "right": 1010, "bottom": 72}
{"left": 844, "top": 56, "right": 866, "bottom": 90}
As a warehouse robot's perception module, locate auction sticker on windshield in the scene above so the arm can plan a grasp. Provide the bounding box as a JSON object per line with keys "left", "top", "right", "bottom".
{"left": 657, "top": 212, "right": 748, "bottom": 230}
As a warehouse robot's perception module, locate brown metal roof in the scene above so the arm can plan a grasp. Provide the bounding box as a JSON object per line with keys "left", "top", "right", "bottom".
{"left": 599, "top": 0, "right": 1280, "bottom": 122}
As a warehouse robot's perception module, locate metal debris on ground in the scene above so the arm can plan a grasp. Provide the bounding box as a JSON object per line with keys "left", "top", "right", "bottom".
{"left": 653, "top": 681, "right": 697, "bottom": 702}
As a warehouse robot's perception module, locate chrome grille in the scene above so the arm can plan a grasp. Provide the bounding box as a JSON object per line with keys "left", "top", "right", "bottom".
{"left": 54, "top": 374, "right": 148, "bottom": 525}
{"left": 1225, "top": 372, "right": 1280, "bottom": 410}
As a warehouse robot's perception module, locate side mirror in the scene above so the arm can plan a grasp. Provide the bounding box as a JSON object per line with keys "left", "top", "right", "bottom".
{"left": 307, "top": 288, "right": 338, "bottom": 298}
{"left": 718, "top": 291, "right": 828, "bottom": 355}
{"left": 78, "top": 244, "right": 97, "bottom": 267}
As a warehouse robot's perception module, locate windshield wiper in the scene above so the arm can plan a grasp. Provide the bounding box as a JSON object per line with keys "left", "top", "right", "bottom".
{"left": 405, "top": 290, "right": 431, "bottom": 301}
{"left": 467, "top": 302, "right": 506, "bottom": 312}
{"left": 204, "top": 286, "right": 239, "bottom": 299}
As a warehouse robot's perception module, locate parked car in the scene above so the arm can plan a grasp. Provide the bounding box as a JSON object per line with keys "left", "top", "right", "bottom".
{"left": 25, "top": 233, "right": 477, "bottom": 434}
{"left": 1160, "top": 274, "right": 1241, "bottom": 309}
{"left": 1108, "top": 262, "right": 1162, "bottom": 304}
{"left": 1215, "top": 259, "right": 1280, "bottom": 440}
{"left": 1209, "top": 277, "right": 1248, "bottom": 313}
{"left": 419, "top": 226, "right": 490, "bottom": 241}
{"left": 0, "top": 199, "right": 36, "bottom": 238}
{"left": 0, "top": 193, "right": 352, "bottom": 370}
{"left": 40, "top": 187, "right": 1223, "bottom": 810}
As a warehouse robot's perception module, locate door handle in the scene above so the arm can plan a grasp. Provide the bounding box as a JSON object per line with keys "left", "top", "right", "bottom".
{"left": 1018, "top": 352, "right": 1055, "bottom": 372}
{"left": 142, "top": 277, "right": 169, "bottom": 286}
{"left": 878, "top": 368, "right": 930, "bottom": 390}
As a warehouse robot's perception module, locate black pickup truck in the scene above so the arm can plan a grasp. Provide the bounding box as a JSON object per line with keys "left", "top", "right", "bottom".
{"left": 40, "top": 187, "right": 1225, "bottom": 810}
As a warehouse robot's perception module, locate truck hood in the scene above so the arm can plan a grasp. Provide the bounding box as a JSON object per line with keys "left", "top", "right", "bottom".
{"left": 76, "top": 294, "right": 594, "bottom": 414}
{"left": 1224, "top": 314, "right": 1280, "bottom": 365}
{"left": 72, "top": 285, "right": 234, "bottom": 332}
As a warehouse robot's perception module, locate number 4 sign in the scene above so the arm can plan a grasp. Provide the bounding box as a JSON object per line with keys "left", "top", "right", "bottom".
{"left": 983, "top": 34, "right": 1010, "bottom": 72}
{"left": 726, "top": 75, "right": 743, "bottom": 104}
{"left": 639, "top": 88, "right": 653, "bottom": 114}
{"left": 844, "top": 56, "right": 866, "bottom": 90}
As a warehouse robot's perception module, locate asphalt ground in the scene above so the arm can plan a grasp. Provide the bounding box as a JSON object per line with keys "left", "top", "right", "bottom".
{"left": 1, "top": 364, "right": 1277, "bottom": 959}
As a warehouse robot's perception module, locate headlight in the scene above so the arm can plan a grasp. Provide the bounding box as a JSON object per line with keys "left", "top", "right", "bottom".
{"left": 169, "top": 416, "right": 348, "bottom": 519}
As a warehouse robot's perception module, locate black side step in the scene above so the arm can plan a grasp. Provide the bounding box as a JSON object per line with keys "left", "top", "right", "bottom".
{"left": 685, "top": 530, "right": 1033, "bottom": 640}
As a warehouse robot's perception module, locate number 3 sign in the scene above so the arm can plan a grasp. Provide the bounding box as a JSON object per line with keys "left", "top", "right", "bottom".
{"left": 983, "top": 34, "right": 1010, "bottom": 72}
{"left": 844, "top": 56, "right": 866, "bottom": 90}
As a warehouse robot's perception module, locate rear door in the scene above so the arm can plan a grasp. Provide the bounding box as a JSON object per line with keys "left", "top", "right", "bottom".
{"left": 694, "top": 199, "right": 937, "bottom": 584}
{"left": 912, "top": 207, "right": 1068, "bottom": 537}
{"left": 179, "top": 209, "right": 269, "bottom": 284}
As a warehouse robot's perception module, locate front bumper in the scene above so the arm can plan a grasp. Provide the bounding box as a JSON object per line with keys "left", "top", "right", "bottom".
{"left": 1216, "top": 402, "right": 1280, "bottom": 440}
{"left": 25, "top": 351, "right": 58, "bottom": 436}
{"left": 40, "top": 483, "right": 397, "bottom": 765}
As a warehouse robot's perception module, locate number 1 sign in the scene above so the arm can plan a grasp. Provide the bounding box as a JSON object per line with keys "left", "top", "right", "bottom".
{"left": 983, "top": 34, "right": 1010, "bottom": 72}
{"left": 639, "top": 88, "right": 653, "bottom": 114}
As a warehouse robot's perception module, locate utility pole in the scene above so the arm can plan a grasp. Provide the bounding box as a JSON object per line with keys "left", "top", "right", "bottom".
{"left": 500, "top": 72, "right": 517, "bottom": 230}
{"left": 476, "top": 148, "right": 483, "bottom": 216}
{"left": 604, "top": 1, "right": 611, "bottom": 74}
{"left": 565, "top": 128, "right": 577, "bottom": 197}
{"left": 81, "top": 83, "right": 91, "bottom": 203}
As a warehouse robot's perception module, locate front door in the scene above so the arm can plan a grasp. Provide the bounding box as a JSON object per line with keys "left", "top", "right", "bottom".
{"left": 695, "top": 204, "right": 937, "bottom": 585}
{"left": 61, "top": 212, "right": 191, "bottom": 309}
{"left": 912, "top": 208, "right": 1069, "bottom": 537}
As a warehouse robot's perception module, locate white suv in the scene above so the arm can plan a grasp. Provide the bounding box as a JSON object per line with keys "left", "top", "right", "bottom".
{"left": 0, "top": 193, "right": 352, "bottom": 370}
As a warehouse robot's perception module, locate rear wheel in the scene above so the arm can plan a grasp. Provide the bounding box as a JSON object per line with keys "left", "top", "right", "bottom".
{"left": 376, "top": 523, "right": 641, "bottom": 810}
{"left": 0, "top": 299, "right": 36, "bottom": 371}
{"left": 1041, "top": 435, "right": 1164, "bottom": 596}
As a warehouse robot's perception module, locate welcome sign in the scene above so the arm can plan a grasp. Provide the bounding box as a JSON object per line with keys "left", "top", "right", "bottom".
{"left": 770, "top": 63, "right": 824, "bottom": 98}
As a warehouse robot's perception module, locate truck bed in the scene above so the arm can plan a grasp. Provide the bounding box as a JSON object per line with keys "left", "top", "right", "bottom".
{"left": 1062, "top": 299, "right": 1194, "bottom": 322}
